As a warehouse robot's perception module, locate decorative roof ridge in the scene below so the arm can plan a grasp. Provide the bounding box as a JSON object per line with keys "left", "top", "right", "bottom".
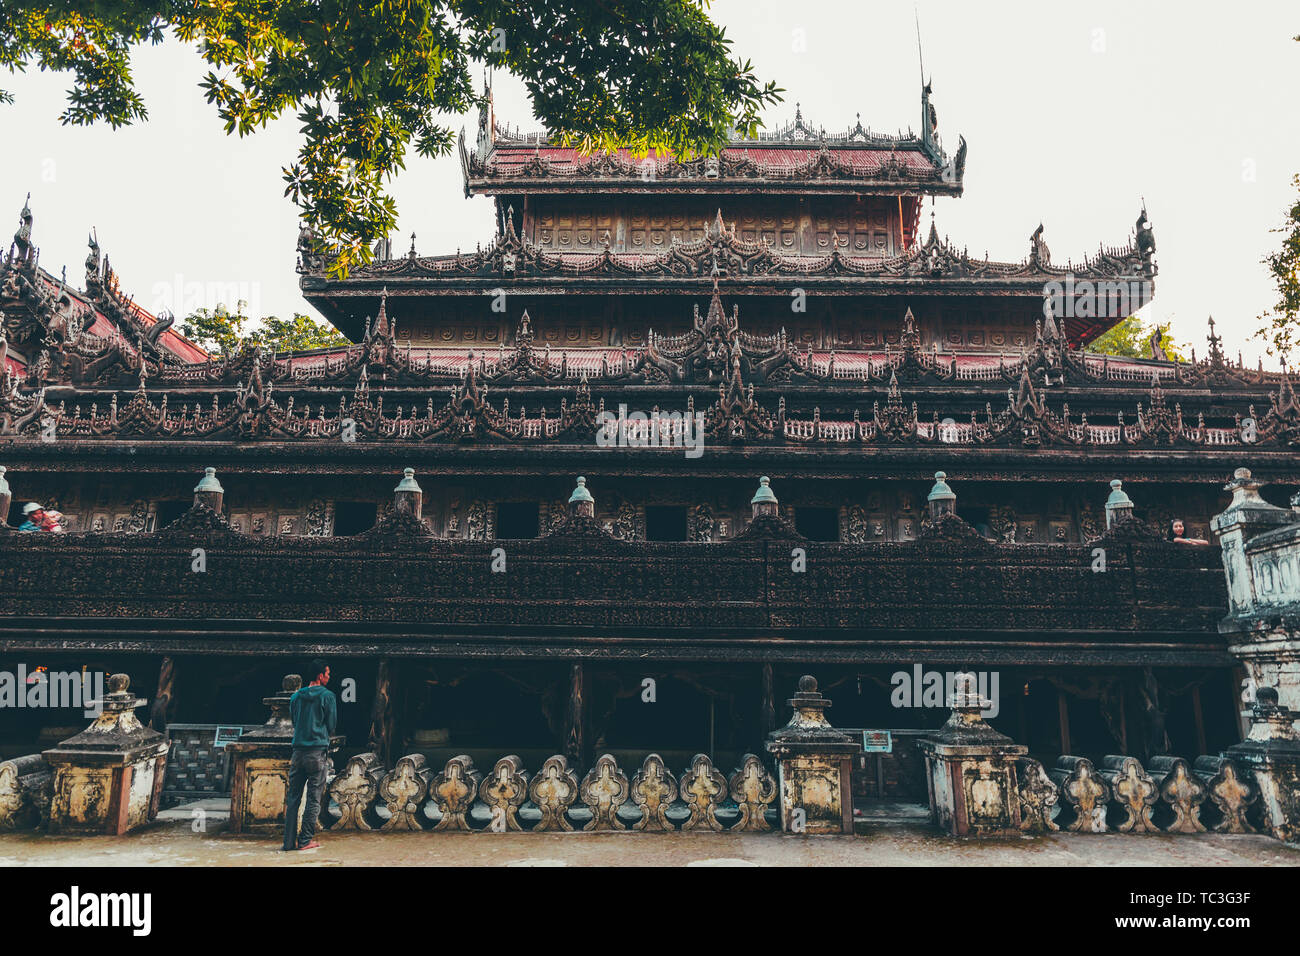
{"left": 487, "top": 103, "right": 934, "bottom": 151}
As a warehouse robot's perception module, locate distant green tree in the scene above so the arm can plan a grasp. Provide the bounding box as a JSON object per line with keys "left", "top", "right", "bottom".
{"left": 180, "top": 302, "right": 349, "bottom": 358}
{"left": 0, "top": 1, "right": 780, "bottom": 277}
{"left": 1086, "top": 315, "right": 1187, "bottom": 362}
{"left": 1256, "top": 173, "right": 1300, "bottom": 359}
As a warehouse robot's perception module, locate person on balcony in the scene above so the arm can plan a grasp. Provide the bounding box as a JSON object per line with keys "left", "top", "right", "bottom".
{"left": 17, "top": 502, "right": 63, "bottom": 532}
{"left": 1168, "top": 518, "right": 1209, "bottom": 545}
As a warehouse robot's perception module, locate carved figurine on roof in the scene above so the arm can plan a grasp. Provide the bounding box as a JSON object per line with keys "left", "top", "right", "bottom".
{"left": 706, "top": 355, "right": 777, "bottom": 443}
{"left": 1027, "top": 296, "right": 1067, "bottom": 386}
{"left": 362, "top": 288, "right": 397, "bottom": 370}
{"left": 8, "top": 194, "right": 35, "bottom": 270}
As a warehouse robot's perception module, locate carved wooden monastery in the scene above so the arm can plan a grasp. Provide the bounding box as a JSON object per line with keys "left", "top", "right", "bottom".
{"left": 2, "top": 83, "right": 1300, "bottom": 835}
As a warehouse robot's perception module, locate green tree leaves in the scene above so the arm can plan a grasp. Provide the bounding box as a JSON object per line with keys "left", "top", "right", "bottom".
{"left": 1085, "top": 315, "right": 1187, "bottom": 362}
{"left": 179, "top": 302, "right": 349, "bottom": 357}
{"left": 1, "top": 2, "right": 780, "bottom": 277}
{"left": 1256, "top": 173, "right": 1300, "bottom": 359}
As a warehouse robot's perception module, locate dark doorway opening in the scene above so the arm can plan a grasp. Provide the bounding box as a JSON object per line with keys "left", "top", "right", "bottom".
{"left": 333, "top": 501, "right": 377, "bottom": 536}
{"left": 645, "top": 505, "right": 688, "bottom": 541}
{"left": 153, "top": 500, "right": 190, "bottom": 530}
{"left": 495, "top": 501, "right": 540, "bottom": 539}
{"left": 795, "top": 506, "right": 839, "bottom": 541}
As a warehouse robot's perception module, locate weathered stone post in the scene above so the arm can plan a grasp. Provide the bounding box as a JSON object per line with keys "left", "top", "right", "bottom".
{"left": 764, "top": 675, "right": 861, "bottom": 834}
{"left": 1211, "top": 467, "right": 1295, "bottom": 642}
{"left": 0, "top": 754, "right": 52, "bottom": 830}
{"left": 917, "top": 673, "right": 1027, "bottom": 837}
{"left": 1104, "top": 478, "right": 1133, "bottom": 528}
{"left": 927, "top": 471, "right": 956, "bottom": 521}
{"left": 226, "top": 674, "right": 344, "bottom": 834}
{"left": 0, "top": 465, "right": 11, "bottom": 527}
{"left": 42, "top": 674, "right": 170, "bottom": 835}
{"left": 1224, "top": 687, "right": 1300, "bottom": 843}
{"left": 393, "top": 466, "right": 422, "bottom": 519}
{"left": 192, "top": 466, "right": 225, "bottom": 514}
{"left": 751, "top": 476, "right": 779, "bottom": 518}
{"left": 568, "top": 475, "right": 595, "bottom": 518}
{"left": 1210, "top": 466, "right": 1300, "bottom": 843}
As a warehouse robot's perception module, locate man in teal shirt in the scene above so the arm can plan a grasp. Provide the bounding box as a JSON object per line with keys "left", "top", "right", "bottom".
{"left": 282, "top": 659, "right": 337, "bottom": 851}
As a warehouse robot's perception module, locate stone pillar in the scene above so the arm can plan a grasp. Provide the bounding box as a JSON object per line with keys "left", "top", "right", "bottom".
{"left": 42, "top": 674, "right": 170, "bottom": 835}
{"left": 764, "top": 675, "right": 861, "bottom": 834}
{"left": 226, "top": 674, "right": 344, "bottom": 834}
{"left": 917, "top": 674, "right": 1027, "bottom": 837}
{"left": 1104, "top": 478, "right": 1133, "bottom": 528}
{"left": 927, "top": 471, "right": 956, "bottom": 521}
{"left": 568, "top": 476, "right": 594, "bottom": 518}
{"left": 750, "top": 476, "right": 779, "bottom": 519}
{"left": 1212, "top": 467, "right": 1300, "bottom": 709}
{"left": 0, "top": 465, "right": 11, "bottom": 528}
{"left": 1211, "top": 468, "right": 1294, "bottom": 620}
{"left": 0, "top": 754, "right": 53, "bottom": 830}
{"left": 393, "top": 467, "right": 422, "bottom": 519}
{"left": 192, "top": 466, "right": 225, "bottom": 514}
{"left": 1224, "top": 687, "right": 1300, "bottom": 843}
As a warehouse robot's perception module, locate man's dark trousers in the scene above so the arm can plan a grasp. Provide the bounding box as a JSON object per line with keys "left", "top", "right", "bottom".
{"left": 283, "top": 746, "right": 329, "bottom": 850}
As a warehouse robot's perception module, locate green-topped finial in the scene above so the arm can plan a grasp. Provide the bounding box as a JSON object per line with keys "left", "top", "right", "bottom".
{"left": 1105, "top": 479, "right": 1131, "bottom": 509}
{"left": 193, "top": 466, "right": 224, "bottom": 494}
{"left": 569, "top": 476, "right": 593, "bottom": 504}
{"left": 750, "top": 476, "right": 779, "bottom": 518}
{"left": 927, "top": 470, "right": 956, "bottom": 519}
{"left": 927, "top": 471, "right": 955, "bottom": 503}
{"left": 1104, "top": 478, "right": 1134, "bottom": 529}
{"left": 393, "top": 467, "right": 423, "bottom": 519}
{"left": 751, "top": 476, "right": 778, "bottom": 505}
{"left": 394, "top": 467, "right": 421, "bottom": 493}
{"left": 568, "top": 476, "right": 594, "bottom": 517}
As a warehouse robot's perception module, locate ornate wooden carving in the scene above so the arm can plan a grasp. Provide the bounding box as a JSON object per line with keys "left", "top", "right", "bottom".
{"left": 728, "top": 753, "right": 776, "bottom": 832}
{"left": 1100, "top": 755, "right": 1159, "bottom": 833}
{"left": 367, "top": 658, "right": 393, "bottom": 766}
{"left": 1148, "top": 755, "right": 1207, "bottom": 834}
{"left": 629, "top": 753, "right": 678, "bottom": 832}
{"left": 431, "top": 754, "right": 480, "bottom": 832}
{"left": 1050, "top": 756, "right": 1110, "bottom": 833}
{"left": 147, "top": 655, "right": 176, "bottom": 731}
{"left": 760, "top": 665, "right": 776, "bottom": 738}
{"left": 379, "top": 753, "right": 432, "bottom": 831}
{"left": 328, "top": 752, "right": 384, "bottom": 831}
{"left": 528, "top": 755, "right": 579, "bottom": 832}
{"left": 479, "top": 754, "right": 530, "bottom": 832}
{"left": 1194, "top": 755, "right": 1257, "bottom": 834}
{"left": 580, "top": 753, "right": 629, "bottom": 831}
{"left": 565, "top": 663, "right": 585, "bottom": 765}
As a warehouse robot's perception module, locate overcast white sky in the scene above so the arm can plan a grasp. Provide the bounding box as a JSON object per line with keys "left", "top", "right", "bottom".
{"left": 1, "top": 1, "right": 1297, "bottom": 362}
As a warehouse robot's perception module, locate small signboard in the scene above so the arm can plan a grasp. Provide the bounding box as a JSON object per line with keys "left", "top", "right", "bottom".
{"left": 862, "top": 730, "right": 893, "bottom": 753}
{"left": 213, "top": 726, "right": 245, "bottom": 748}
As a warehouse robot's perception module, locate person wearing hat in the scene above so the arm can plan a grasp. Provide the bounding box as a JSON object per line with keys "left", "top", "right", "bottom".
{"left": 18, "top": 502, "right": 63, "bottom": 533}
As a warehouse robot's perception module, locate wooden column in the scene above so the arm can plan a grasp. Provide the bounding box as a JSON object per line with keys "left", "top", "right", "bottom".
{"left": 1057, "top": 687, "right": 1072, "bottom": 755}
{"left": 148, "top": 656, "right": 176, "bottom": 732}
{"left": 1191, "top": 685, "right": 1207, "bottom": 756}
{"left": 564, "top": 663, "right": 585, "bottom": 766}
{"left": 367, "top": 658, "right": 393, "bottom": 767}
{"left": 760, "top": 663, "right": 776, "bottom": 740}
